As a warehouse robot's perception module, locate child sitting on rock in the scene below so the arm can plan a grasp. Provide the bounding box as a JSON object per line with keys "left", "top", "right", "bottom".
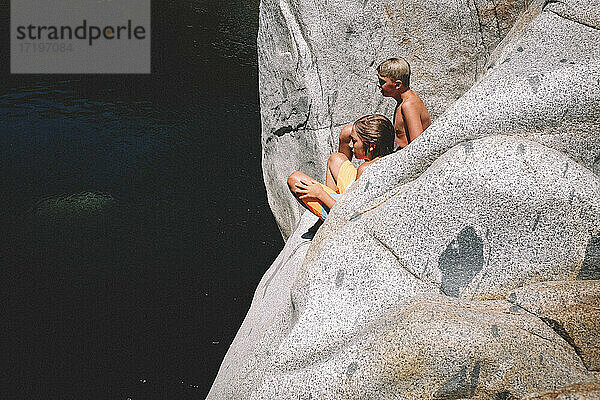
{"left": 287, "top": 114, "right": 394, "bottom": 220}
{"left": 339, "top": 57, "right": 431, "bottom": 159}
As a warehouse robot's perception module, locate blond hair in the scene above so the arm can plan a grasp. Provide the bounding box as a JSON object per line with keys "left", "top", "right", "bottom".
{"left": 353, "top": 114, "right": 394, "bottom": 159}
{"left": 377, "top": 57, "right": 411, "bottom": 87}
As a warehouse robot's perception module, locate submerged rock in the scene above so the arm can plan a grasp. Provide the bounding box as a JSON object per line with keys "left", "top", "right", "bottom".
{"left": 34, "top": 192, "right": 116, "bottom": 221}
{"left": 210, "top": 0, "right": 600, "bottom": 398}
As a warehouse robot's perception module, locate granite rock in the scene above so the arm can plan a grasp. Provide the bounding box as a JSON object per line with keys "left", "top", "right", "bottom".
{"left": 250, "top": 297, "right": 594, "bottom": 399}
{"left": 318, "top": 135, "right": 600, "bottom": 303}
{"left": 323, "top": 2, "right": 600, "bottom": 232}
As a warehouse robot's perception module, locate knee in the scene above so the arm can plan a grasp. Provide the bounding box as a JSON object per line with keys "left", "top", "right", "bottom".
{"left": 287, "top": 171, "right": 303, "bottom": 193}
{"left": 327, "top": 152, "right": 349, "bottom": 169}
{"left": 339, "top": 124, "right": 353, "bottom": 143}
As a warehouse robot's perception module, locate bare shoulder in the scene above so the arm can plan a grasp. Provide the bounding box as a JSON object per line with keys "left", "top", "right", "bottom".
{"left": 401, "top": 91, "right": 424, "bottom": 110}
{"left": 356, "top": 162, "right": 369, "bottom": 179}
{"left": 357, "top": 162, "right": 369, "bottom": 174}
{"left": 400, "top": 98, "right": 421, "bottom": 119}
{"left": 401, "top": 90, "right": 430, "bottom": 125}
{"left": 357, "top": 158, "right": 378, "bottom": 179}
{"left": 408, "top": 90, "right": 432, "bottom": 128}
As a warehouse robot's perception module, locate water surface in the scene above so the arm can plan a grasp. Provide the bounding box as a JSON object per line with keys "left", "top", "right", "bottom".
{"left": 1, "top": 2, "right": 282, "bottom": 399}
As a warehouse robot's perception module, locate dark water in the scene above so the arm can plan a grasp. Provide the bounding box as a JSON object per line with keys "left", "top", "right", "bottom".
{"left": 1, "top": 2, "right": 283, "bottom": 399}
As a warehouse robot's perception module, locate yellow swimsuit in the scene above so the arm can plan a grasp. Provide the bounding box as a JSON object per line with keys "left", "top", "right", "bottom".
{"left": 302, "top": 160, "right": 357, "bottom": 220}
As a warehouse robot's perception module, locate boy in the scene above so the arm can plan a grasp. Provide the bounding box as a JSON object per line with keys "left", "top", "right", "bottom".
{"left": 339, "top": 57, "right": 431, "bottom": 159}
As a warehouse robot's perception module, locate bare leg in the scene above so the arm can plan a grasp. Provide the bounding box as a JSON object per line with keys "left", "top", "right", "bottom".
{"left": 325, "top": 152, "right": 349, "bottom": 190}
{"left": 287, "top": 171, "right": 328, "bottom": 218}
{"left": 338, "top": 124, "right": 353, "bottom": 161}
{"left": 288, "top": 171, "right": 317, "bottom": 208}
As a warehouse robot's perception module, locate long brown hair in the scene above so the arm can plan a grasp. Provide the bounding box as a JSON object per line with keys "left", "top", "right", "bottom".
{"left": 353, "top": 114, "right": 395, "bottom": 159}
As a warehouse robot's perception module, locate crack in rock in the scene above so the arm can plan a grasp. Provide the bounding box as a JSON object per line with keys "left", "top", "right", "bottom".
{"left": 272, "top": 104, "right": 312, "bottom": 137}
{"left": 540, "top": 317, "right": 586, "bottom": 363}
{"left": 370, "top": 232, "right": 447, "bottom": 295}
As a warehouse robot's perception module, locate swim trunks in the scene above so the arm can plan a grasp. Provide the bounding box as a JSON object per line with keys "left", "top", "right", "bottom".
{"left": 302, "top": 160, "right": 357, "bottom": 220}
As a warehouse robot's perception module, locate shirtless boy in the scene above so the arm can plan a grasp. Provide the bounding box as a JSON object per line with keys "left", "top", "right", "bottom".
{"left": 339, "top": 57, "right": 431, "bottom": 159}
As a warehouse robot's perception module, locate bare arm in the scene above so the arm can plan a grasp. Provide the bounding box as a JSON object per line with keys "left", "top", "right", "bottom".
{"left": 402, "top": 102, "right": 425, "bottom": 143}
{"left": 357, "top": 158, "right": 379, "bottom": 179}
{"left": 356, "top": 163, "right": 368, "bottom": 180}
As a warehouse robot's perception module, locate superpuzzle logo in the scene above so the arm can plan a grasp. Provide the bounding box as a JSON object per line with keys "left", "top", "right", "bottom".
{"left": 11, "top": 0, "right": 151, "bottom": 74}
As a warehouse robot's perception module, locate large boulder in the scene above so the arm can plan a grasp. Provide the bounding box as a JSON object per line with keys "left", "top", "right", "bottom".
{"left": 209, "top": 0, "right": 600, "bottom": 398}
{"left": 245, "top": 296, "right": 595, "bottom": 399}
{"left": 259, "top": 0, "right": 530, "bottom": 238}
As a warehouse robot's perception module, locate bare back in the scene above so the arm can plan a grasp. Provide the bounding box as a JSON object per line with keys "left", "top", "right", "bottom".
{"left": 393, "top": 90, "right": 431, "bottom": 150}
